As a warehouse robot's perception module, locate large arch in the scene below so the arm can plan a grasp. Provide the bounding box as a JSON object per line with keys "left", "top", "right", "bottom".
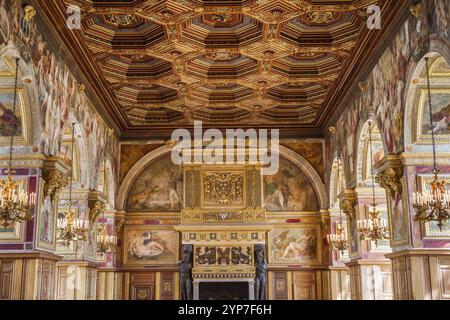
{"left": 329, "top": 156, "right": 345, "bottom": 210}
{"left": 403, "top": 42, "right": 450, "bottom": 150}
{"left": 116, "top": 144, "right": 328, "bottom": 211}
{"left": 0, "top": 45, "right": 38, "bottom": 148}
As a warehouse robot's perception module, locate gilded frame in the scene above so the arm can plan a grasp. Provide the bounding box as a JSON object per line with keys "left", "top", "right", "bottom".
{"left": 0, "top": 87, "right": 31, "bottom": 146}
{"left": 123, "top": 225, "right": 179, "bottom": 266}
{"left": 268, "top": 223, "right": 322, "bottom": 266}
{"left": 414, "top": 88, "right": 450, "bottom": 144}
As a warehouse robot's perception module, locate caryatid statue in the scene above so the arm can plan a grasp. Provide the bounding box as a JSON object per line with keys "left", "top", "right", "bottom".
{"left": 180, "top": 245, "right": 193, "bottom": 300}
{"left": 254, "top": 244, "right": 267, "bottom": 300}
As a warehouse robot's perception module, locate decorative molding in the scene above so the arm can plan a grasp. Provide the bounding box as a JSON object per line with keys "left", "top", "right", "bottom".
{"left": 375, "top": 167, "right": 403, "bottom": 199}
{"left": 202, "top": 172, "right": 244, "bottom": 207}
{"left": 340, "top": 198, "right": 356, "bottom": 220}
{"left": 88, "top": 191, "right": 106, "bottom": 223}
{"left": 374, "top": 155, "right": 404, "bottom": 199}
{"left": 181, "top": 208, "right": 266, "bottom": 224}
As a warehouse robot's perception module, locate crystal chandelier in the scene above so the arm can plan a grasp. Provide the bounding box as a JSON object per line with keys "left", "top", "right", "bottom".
{"left": 0, "top": 58, "right": 35, "bottom": 229}
{"left": 357, "top": 120, "right": 389, "bottom": 246}
{"left": 413, "top": 57, "right": 450, "bottom": 231}
{"left": 96, "top": 159, "right": 117, "bottom": 257}
{"left": 57, "top": 123, "right": 88, "bottom": 246}
{"left": 327, "top": 157, "right": 348, "bottom": 255}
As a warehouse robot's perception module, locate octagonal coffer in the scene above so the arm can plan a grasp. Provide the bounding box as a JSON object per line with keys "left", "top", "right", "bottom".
{"left": 194, "top": 106, "right": 251, "bottom": 122}
{"left": 115, "top": 85, "right": 178, "bottom": 105}
{"left": 192, "top": 84, "right": 253, "bottom": 102}
{"left": 267, "top": 83, "right": 328, "bottom": 102}
{"left": 83, "top": 14, "right": 166, "bottom": 48}
{"left": 280, "top": 12, "right": 363, "bottom": 46}
{"left": 101, "top": 55, "right": 173, "bottom": 80}
{"left": 187, "top": 52, "right": 258, "bottom": 79}
{"left": 181, "top": 14, "right": 263, "bottom": 48}
{"left": 272, "top": 52, "right": 342, "bottom": 77}
{"left": 126, "top": 107, "right": 184, "bottom": 125}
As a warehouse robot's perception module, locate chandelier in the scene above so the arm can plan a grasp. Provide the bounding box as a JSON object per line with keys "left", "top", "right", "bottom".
{"left": 96, "top": 159, "right": 117, "bottom": 257}
{"left": 0, "top": 58, "right": 35, "bottom": 229}
{"left": 57, "top": 123, "right": 88, "bottom": 246}
{"left": 357, "top": 120, "right": 389, "bottom": 246}
{"left": 413, "top": 57, "right": 450, "bottom": 231}
{"left": 327, "top": 157, "right": 348, "bottom": 255}
{"left": 97, "top": 221, "right": 117, "bottom": 257}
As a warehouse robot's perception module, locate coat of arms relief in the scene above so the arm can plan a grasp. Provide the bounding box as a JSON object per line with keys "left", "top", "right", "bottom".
{"left": 202, "top": 172, "right": 244, "bottom": 207}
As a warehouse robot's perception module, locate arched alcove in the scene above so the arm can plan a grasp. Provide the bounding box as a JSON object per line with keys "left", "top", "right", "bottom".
{"left": 355, "top": 119, "right": 391, "bottom": 252}
{"left": 404, "top": 52, "right": 450, "bottom": 152}
{"left": 0, "top": 48, "right": 36, "bottom": 148}
{"left": 403, "top": 51, "right": 450, "bottom": 239}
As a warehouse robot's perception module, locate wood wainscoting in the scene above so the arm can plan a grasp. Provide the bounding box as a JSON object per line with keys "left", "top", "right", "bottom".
{"left": 119, "top": 270, "right": 179, "bottom": 300}
{"left": 0, "top": 252, "right": 61, "bottom": 300}
{"left": 268, "top": 268, "right": 330, "bottom": 300}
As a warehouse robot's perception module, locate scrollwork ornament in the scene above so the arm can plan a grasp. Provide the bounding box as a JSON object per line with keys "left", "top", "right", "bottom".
{"left": 115, "top": 216, "right": 125, "bottom": 232}
{"left": 89, "top": 199, "right": 105, "bottom": 223}
{"left": 375, "top": 167, "right": 403, "bottom": 199}
{"left": 42, "top": 169, "right": 69, "bottom": 201}
{"left": 340, "top": 198, "right": 356, "bottom": 220}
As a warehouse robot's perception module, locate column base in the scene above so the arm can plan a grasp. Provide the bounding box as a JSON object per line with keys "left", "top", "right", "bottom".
{"left": 386, "top": 248, "right": 450, "bottom": 300}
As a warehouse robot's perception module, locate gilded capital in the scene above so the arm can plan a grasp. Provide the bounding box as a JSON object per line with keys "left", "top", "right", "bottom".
{"left": 42, "top": 157, "right": 70, "bottom": 201}
{"left": 375, "top": 167, "right": 403, "bottom": 199}
{"left": 115, "top": 211, "right": 126, "bottom": 232}
{"left": 89, "top": 200, "right": 105, "bottom": 223}
{"left": 88, "top": 191, "right": 106, "bottom": 223}
{"left": 340, "top": 198, "right": 356, "bottom": 220}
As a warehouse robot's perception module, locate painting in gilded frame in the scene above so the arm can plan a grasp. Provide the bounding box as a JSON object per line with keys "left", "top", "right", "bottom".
{"left": 269, "top": 225, "right": 321, "bottom": 265}
{"left": 0, "top": 177, "right": 27, "bottom": 241}
{"left": 347, "top": 213, "right": 361, "bottom": 259}
{"left": 417, "top": 175, "right": 450, "bottom": 239}
{"left": 36, "top": 179, "right": 58, "bottom": 251}
{"left": 0, "top": 87, "right": 31, "bottom": 146}
{"left": 123, "top": 226, "right": 179, "bottom": 266}
{"left": 415, "top": 88, "right": 450, "bottom": 144}
{"left": 387, "top": 176, "right": 411, "bottom": 247}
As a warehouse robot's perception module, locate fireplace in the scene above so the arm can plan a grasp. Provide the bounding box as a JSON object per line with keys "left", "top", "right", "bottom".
{"left": 199, "top": 282, "right": 249, "bottom": 300}
{"left": 193, "top": 278, "right": 255, "bottom": 300}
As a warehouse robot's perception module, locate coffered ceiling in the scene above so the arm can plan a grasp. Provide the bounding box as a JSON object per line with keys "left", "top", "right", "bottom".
{"left": 37, "top": 0, "right": 409, "bottom": 139}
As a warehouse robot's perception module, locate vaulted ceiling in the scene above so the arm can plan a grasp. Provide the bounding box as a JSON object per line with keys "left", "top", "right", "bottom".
{"left": 37, "top": 0, "right": 409, "bottom": 139}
